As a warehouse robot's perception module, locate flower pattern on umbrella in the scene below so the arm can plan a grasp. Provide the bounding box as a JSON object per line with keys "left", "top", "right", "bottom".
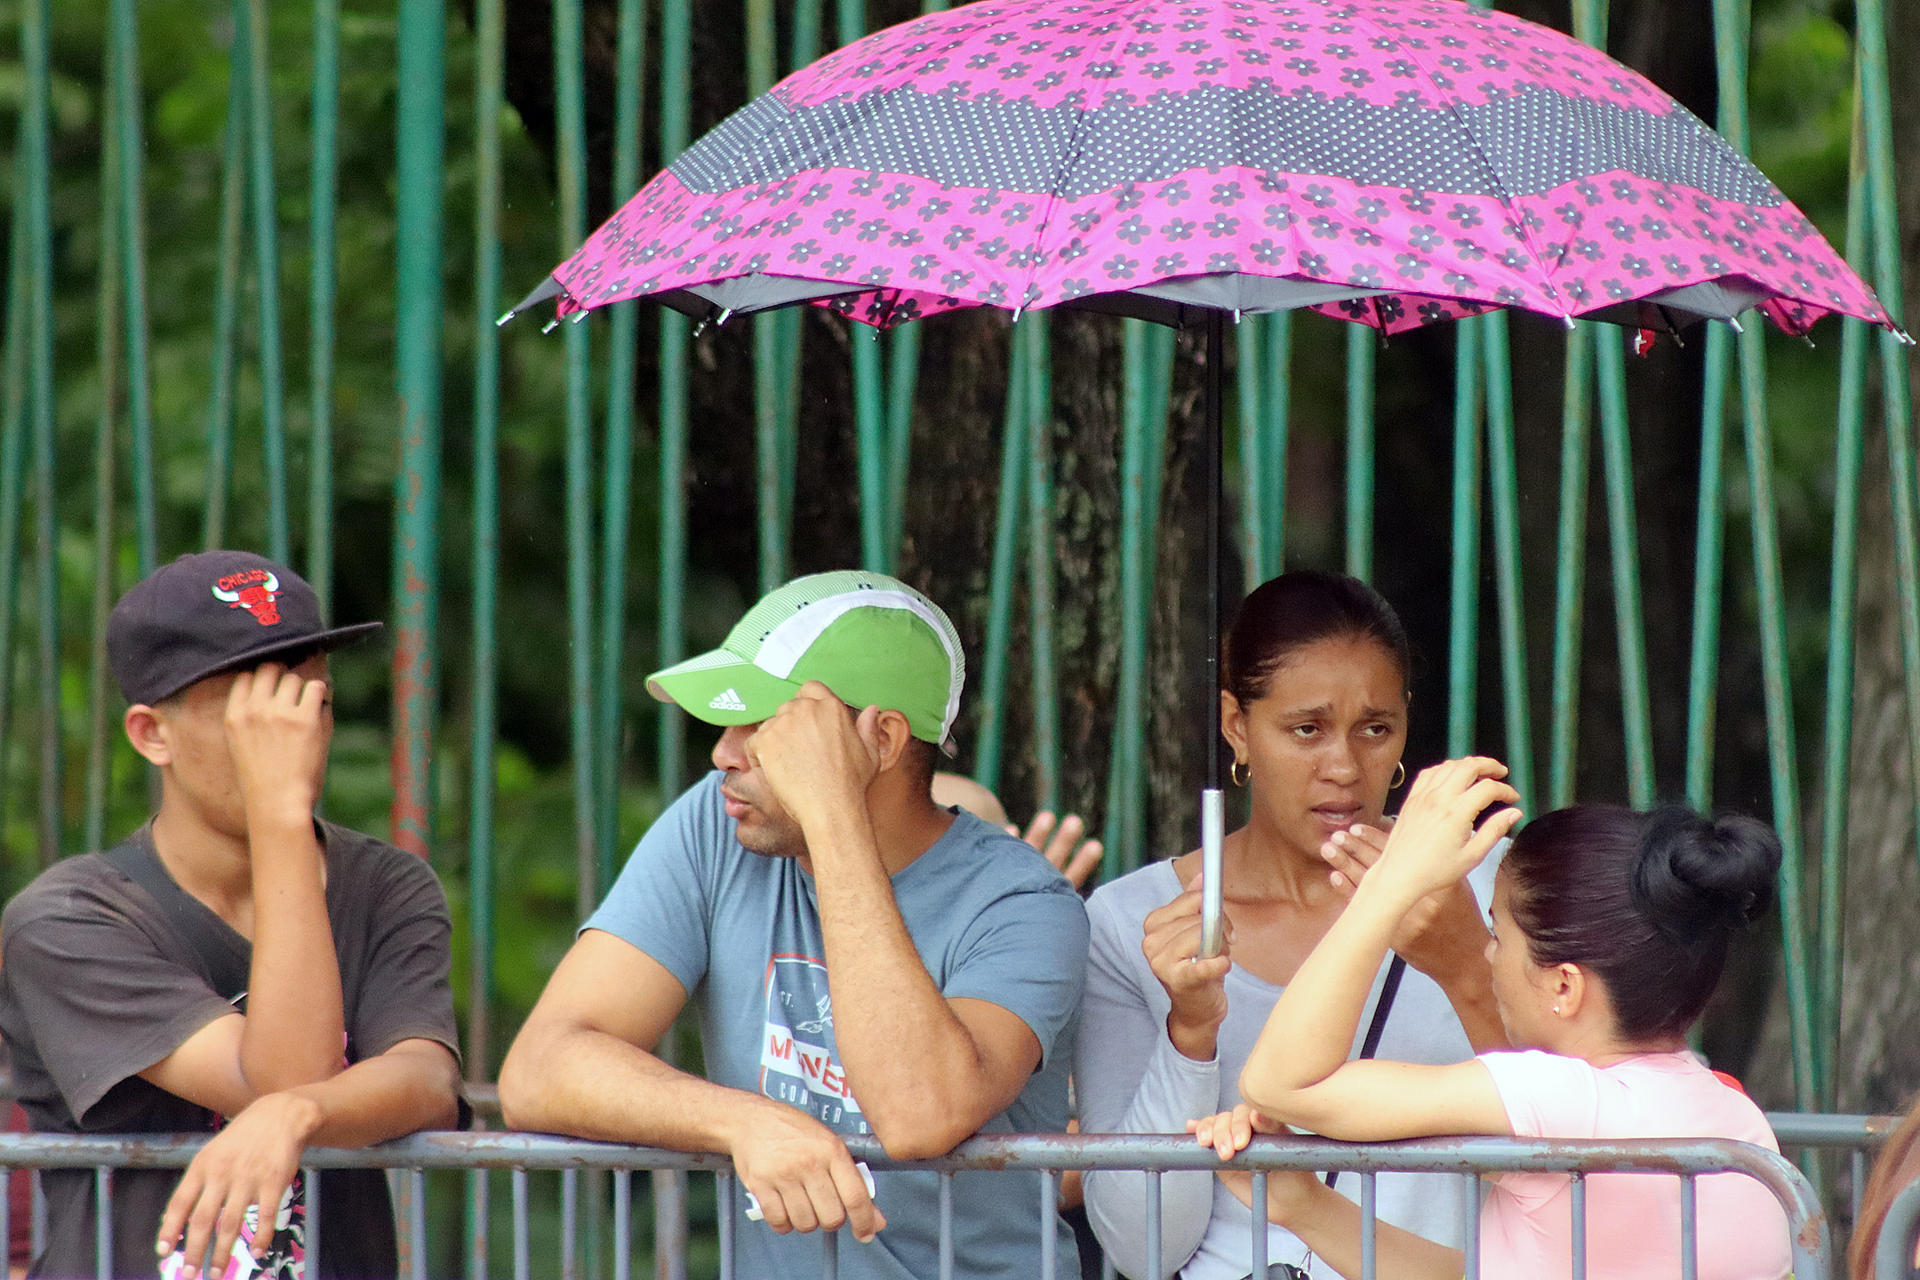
{"left": 541, "top": 0, "right": 1894, "bottom": 338}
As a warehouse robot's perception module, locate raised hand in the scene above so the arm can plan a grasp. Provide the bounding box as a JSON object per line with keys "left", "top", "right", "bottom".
{"left": 1141, "top": 871, "right": 1234, "bottom": 1061}
{"left": 747, "top": 682, "right": 885, "bottom": 828}
{"left": 1016, "top": 811, "right": 1105, "bottom": 889}
{"left": 1373, "top": 758, "right": 1522, "bottom": 902}
{"left": 223, "top": 661, "right": 332, "bottom": 822}
{"left": 1322, "top": 823, "right": 1491, "bottom": 984}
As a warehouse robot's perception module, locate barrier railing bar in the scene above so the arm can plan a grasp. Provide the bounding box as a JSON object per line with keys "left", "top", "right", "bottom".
{"left": 822, "top": 1216, "right": 838, "bottom": 1280}
{"left": 1146, "top": 1168, "right": 1162, "bottom": 1280}
{"left": 1250, "top": 1169, "right": 1269, "bottom": 1276}
{"left": 306, "top": 1166, "right": 320, "bottom": 1275}
{"left": 1570, "top": 1170, "right": 1587, "bottom": 1280}
{"left": 717, "top": 1172, "right": 735, "bottom": 1279}
{"left": 938, "top": 1168, "right": 954, "bottom": 1280}
{"left": 1360, "top": 1169, "right": 1377, "bottom": 1280}
{"left": 612, "top": 1168, "right": 630, "bottom": 1280}
{"left": 93, "top": 1166, "right": 109, "bottom": 1280}
{"left": 408, "top": 1168, "right": 427, "bottom": 1280}
{"left": 1464, "top": 1173, "right": 1480, "bottom": 1279}
{"left": 1766, "top": 1111, "right": 1898, "bottom": 1148}
{"left": 1680, "top": 1173, "right": 1698, "bottom": 1280}
{"left": 1039, "top": 1169, "right": 1056, "bottom": 1280}
{"left": 512, "top": 1167, "right": 529, "bottom": 1280}
{"left": 560, "top": 1165, "right": 579, "bottom": 1280}
{"left": 1876, "top": 1176, "right": 1920, "bottom": 1280}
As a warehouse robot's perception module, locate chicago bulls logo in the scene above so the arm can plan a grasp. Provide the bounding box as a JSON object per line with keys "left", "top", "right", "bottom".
{"left": 211, "top": 569, "right": 283, "bottom": 626}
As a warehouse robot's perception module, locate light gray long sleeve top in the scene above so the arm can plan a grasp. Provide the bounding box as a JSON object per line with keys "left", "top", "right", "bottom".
{"left": 1075, "top": 857, "right": 1498, "bottom": 1280}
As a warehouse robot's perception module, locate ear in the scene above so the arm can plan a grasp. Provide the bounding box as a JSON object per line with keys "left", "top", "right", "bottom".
{"left": 1221, "top": 690, "right": 1249, "bottom": 763}
{"left": 124, "top": 704, "right": 172, "bottom": 768}
{"left": 1551, "top": 962, "right": 1586, "bottom": 1018}
{"left": 871, "top": 708, "right": 917, "bottom": 773}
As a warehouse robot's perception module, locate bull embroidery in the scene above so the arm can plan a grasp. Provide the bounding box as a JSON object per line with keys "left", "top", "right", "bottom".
{"left": 211, "top": 570, "right": 283, "bottom": 626}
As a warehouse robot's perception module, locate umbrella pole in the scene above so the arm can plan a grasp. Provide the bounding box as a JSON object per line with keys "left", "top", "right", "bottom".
{"left": 1199, "top": 310, "right": 1226, "bottom": 957}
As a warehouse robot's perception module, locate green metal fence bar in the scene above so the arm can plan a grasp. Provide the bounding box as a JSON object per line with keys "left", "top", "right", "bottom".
{"left": 244, "top": 0, "right": 291, "bottom": 563}
{"left": 749, "top": 0, "right": 790, "bottom": 596}
{"left": 391, "top": 0, "right": 445, "bottom": 857}
{"left": 656, "top": 0, "right": 693, "bottom": 800}
{"left": 1481, "top": 316, "right": 1535, "bottom": 816}
{"left": 1547, "top": 325, "right": 1591, "bottom": 808}
{"left": 307, "top": 0, "right": 342, "bottom": 612}
{"left": 0, "top": 181, "right": 32, "bottom": 848}
{"left": 1709, "top": 0, "right": 1817, "bottom": 1110}
{"left": 1446, "top": 323, "right": 1483, "bottom": 760}
{"left": 23, "top": 0, "right": 61, "bottom": 867}
{"left": 597, "top": 0, "right": 647, "bottom": 897}
{"left": 1106, "top": 318, "right": 1165, "bottom": 877}
{"left": 1593, "top": 335, "right": 1654, "bottom": 808}
{"left": 1024, "top": 317, "right": 1060, "bottom": 814}
{"left": 1236, "top": 317, "right": 1269, "bottom": 590}
{"left": 84, "top": 82, "right": 126, "bottom": 856}
{"left": 1853, "top": 0, "right": 1920, "bottom": 895}
{"left": 552, "top": 0, "right": 600, "bottom": 916}
{"left": 1262, "top": 314, "right": 1291, "bottom": 574}
{"left": 973, "top": 338, "right": 1029, "bottom": 794}
{"left": 855, "top": 333, "right": 890, "bottom": 573}
{"left": 1684, "top": 326, "right": 1731, "bottom": 811}
{"left": 465, "top": 0, "right": 506, "bottom": 1270}
{"left": 886, "top": 325, "right": 922, "bottom": 569}
{"left": 202, "top": 31, "right": 249, "bottom": 551}
{"left": 1816, "top": 125, "right": 1872, "bottom": 1111}
{"left": 1344, "top": 327, "right": 1374, "bottom": 582}
{"left": 109, "top": 0, "right": 156, "bottom": 575}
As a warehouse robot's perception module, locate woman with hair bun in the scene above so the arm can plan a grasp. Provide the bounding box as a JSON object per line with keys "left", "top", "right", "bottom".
{"left": 1078, "top": 572, "right": 1505, "bottom": 1279}
{"left": 1194, "top": 759, "right": 1791, "bottom": 1280}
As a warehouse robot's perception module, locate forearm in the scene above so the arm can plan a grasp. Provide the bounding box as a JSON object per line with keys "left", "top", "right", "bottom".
{"left": 239, "top": 811, "right": 347, "bottom": 1092}
{"left": 499, "top": 1022, "right": 772, "bottom": 1154}
{"left": 285, "top": 1040, "right": 461, "bottom": 1148}
{"left": 806, "top": 810, "right": 994, "bottom": 1156}
{"left": 1242, "top": 877, "right": 1412, "bottom": 1112}
{"left": 1264, "top": 1180, "right": 1464, "bottom": 1280}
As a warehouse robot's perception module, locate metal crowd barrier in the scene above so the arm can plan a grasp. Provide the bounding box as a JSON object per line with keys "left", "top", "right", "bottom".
{"left": 1876, "top": 1176, "right": 1920, "bottom": 1279}
{"left": 0, "top": 1130, "right": 1829, "bottom": 1280}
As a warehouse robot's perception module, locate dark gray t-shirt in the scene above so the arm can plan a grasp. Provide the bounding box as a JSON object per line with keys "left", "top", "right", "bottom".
{"left": 0, "top": 821, "right": 461, "bottom": 1280}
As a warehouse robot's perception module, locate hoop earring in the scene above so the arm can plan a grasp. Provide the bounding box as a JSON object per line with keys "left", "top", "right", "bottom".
{"left": 1230, "top": 758, "right": 1251, "bottom": 788}
{"left": 1391, "top": 761, "right": 1406, "bottom": 789}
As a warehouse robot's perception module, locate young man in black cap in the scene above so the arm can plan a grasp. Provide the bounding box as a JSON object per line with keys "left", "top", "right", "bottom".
{"left": 0, "top": 550, "right": 463, "bottom": 1280}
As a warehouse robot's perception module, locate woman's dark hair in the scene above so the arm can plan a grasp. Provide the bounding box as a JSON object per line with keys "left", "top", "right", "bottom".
{"left": 1503, "top": 804, "right": 1782, "bottom": 1041}
{"left": 1222, "top": 570, "right": 1413, "bottom": 707}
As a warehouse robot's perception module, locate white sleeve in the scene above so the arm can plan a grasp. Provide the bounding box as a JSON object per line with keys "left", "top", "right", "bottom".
{"left": 1076, "top": 882, "right": 1221, "bottom": 1280}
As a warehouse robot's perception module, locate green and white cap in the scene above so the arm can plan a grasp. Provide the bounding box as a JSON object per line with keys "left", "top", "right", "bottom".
{"left": 646, "top": 570, "right": 965, "bottom": 750}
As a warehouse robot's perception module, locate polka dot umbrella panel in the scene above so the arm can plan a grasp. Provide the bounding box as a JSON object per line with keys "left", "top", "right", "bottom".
{"left": 518, "top": 0, "right": 1903, "bottom": 340}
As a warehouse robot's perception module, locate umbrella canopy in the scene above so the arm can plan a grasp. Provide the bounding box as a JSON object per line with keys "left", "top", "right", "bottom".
{"left": 514, "top": 0, "right": 1900, "bottom": 341}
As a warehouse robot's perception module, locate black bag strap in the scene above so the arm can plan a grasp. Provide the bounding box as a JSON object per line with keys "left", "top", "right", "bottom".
{"left": 104, "top": 837, "right": 252, "bottom": 1002}
{"left": 1321, "top": 953, "right": 1406, "bottom": 1191}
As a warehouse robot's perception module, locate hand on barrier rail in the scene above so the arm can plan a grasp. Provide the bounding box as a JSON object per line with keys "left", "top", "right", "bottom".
{"left": 1320, "top": 823, "right": 1490, "bottom": 983}
{"left": 156, "top": 1091, "right": 319, "bottom": 1279}
{"left": 1141, "top": 869, "right": 1234, "bottom": 1062}
{"left": 727, "top": 1101, "right": 887, "bottom": 1242}
{"left": 1188, "top": 1101, "right": 1284, "bottom": 1162}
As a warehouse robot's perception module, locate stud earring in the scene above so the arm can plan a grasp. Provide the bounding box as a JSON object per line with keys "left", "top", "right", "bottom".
{"left": 1552, "top": 1003, "right": 1563, "bottom": 1015}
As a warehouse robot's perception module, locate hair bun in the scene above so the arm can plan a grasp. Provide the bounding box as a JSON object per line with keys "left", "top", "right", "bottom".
{"left": 1630, "top": 807, "right": 1783, "bottom": 942}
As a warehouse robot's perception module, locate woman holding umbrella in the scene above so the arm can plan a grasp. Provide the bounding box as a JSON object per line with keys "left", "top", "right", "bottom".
{"left": 1076, "top": 571, "right": 1505, "bottom": 1280}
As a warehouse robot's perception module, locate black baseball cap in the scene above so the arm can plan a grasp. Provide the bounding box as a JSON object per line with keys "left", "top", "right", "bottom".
{"left": 107, "top": 550, "right": 383, "bottom": 706}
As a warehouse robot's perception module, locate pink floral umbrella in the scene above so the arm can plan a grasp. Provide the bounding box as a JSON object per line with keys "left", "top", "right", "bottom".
{"left": 511, "top": 0, "right": 1902, "bottom": 341}
{"left": 506, "top": 0, "right": 1905, "bottom": 925}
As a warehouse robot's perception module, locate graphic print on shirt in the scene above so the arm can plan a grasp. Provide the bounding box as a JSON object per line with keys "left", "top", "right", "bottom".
{"left": 759, "top": 953, "right": 867, "bottom": 1133}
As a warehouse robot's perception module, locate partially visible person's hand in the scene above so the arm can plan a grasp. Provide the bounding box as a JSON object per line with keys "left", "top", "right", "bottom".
{"left": 1141, "top": 870, "right": 1233, "bottom": 1061}
{"left": 1189, "top": 1102, "right": 1284, "bottom": 1161}
{"left": 156, "top": 1092, "right": 320, "bottom": 1279}
{"left": 1322, "top": 824, "right": 1490, "bottom": 983}
{"left": 224, "top": 662, "right": 332, "bottom": 822}
{"left": 726, "top": 1100, "right": 886, "bottom": 1241}
{"left": 748, "top": 682, "right": 884, "bottom": 827}
{"left": 1014, "top": 811, "right": 1105, "bottom": 889}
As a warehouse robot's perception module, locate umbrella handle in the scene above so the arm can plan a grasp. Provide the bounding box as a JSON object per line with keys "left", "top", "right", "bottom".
{"left": 1198, "top": 787, "right": 1226, "bottom": 958}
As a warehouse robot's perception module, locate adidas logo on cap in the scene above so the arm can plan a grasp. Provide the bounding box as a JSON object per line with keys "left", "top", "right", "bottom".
{"left": 708, "top": 687, "right": 748, "bottom": 712}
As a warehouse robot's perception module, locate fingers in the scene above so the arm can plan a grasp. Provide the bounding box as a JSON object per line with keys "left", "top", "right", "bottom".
{"left": 1061, "top": 837, "right": 1105, "bottom": 888}
{"left": 829, "top": 1159, "right": 886, "bottom": 1242}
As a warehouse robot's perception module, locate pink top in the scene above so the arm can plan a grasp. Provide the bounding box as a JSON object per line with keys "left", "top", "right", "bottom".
{"left": 1477, "top": 1050, "right": 1791, "bottom": 1280}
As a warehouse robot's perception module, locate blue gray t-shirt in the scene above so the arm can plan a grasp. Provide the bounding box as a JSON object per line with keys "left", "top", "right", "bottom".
{"left": 587, "top": 771, "right": 1089, "bottom": 1279}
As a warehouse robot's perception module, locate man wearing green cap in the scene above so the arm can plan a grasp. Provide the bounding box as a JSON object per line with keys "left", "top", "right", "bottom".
{"left": 502, "top": 571, "right": 1088, "bottom": 1277}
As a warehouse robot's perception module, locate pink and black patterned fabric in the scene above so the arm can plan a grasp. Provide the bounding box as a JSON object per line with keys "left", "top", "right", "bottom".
{"left": 529, "top": 0, "right": 1896, "bottom": 337}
